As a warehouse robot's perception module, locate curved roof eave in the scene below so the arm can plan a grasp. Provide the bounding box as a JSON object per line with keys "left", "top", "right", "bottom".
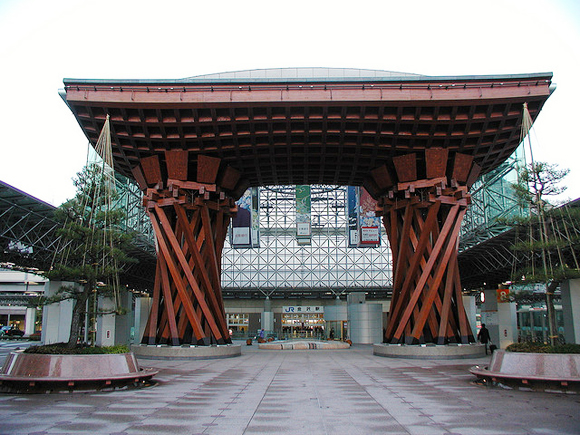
{"left": 63, "top": 71, "right": 554, "bottom": 87}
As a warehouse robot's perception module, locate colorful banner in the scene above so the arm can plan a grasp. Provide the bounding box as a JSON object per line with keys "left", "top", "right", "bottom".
{"left": 231, "top": 187, "right": 260, "bottom": 248}
{"left": 346, "top": 186, "right": 381, "bottom": 247}
{"left": 359, "top": 188, "right": 380, "bottom": 246}
{"left": 296, "top": 185, "right": 311, "bottom": 245}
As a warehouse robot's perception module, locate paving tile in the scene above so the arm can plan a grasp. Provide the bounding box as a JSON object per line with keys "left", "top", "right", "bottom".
{"left": 1, "top": 344, "right": 580, "bottom": 434}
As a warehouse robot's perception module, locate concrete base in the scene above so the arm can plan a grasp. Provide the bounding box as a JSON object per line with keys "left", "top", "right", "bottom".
{"left": 373, "top": 343, "right": 486, "bottom": 359}
{"left": 470, "top": 350, "right": 580, "bottom": 391}
{"left": 0, "top": 351, "right": 157, "bottom": 392}
{"left": 131, "top": 343, "right": 241, "bottom": 360}
{"left": 259, "top": 340, "right": 350, "bottom": 350}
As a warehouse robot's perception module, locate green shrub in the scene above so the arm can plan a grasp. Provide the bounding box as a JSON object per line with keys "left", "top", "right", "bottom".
{"left": 102, "top": 344, "right": 131, "bottom": 354}
{"left": 506, "top": 342, "right": 580, "bottom": 354}
{"left": 549, "top": 343, "right": 580, "bottom": 354}
{"left": 25, "top": 344, "right": 81, "bottom": 354}
{"left": 24, "top": 344, "right": 130, "bottom": 355}
{"left": 506, "top": 342, "right": 550, "bottom": 353}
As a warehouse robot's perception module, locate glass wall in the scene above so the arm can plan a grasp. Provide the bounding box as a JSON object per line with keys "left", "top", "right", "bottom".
{"left": 221, "top": 186, "right": 393, "bottom": 296}
{"left": 517, "top": 305, "right": 565, "bottom": 343}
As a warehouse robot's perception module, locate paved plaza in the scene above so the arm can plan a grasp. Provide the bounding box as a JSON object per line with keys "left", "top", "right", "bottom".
{"left": 0, "top": 342, "right": 579, "bottom": 435}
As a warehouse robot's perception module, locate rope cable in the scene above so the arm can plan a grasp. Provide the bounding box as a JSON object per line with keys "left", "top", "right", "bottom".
{"left": 563, "top": 205, "right": 580, "bottom": 270}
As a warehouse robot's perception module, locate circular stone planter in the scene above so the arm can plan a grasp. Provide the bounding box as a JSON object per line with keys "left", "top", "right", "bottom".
{"left": 373, "top": 343, "right": 486, "bottom": 359}
{"left": 258, "top": 340, "right": 351, "bottom": 350}
{"left": 131, "top": 343, "right": 241, "bottom": 360}
{"left": 470, "top": 350, "right": 580, "bottom": 392}
{"left": 0, "top": 350, "right": 157, "bottom": 393}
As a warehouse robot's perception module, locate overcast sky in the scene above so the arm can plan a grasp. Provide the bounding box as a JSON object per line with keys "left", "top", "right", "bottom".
{"left": 1, "top": 0, "right": 579, "bottom": 206}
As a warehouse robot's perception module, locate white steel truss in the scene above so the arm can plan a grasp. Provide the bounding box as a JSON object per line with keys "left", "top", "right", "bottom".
{"left": 221, "top": 185, "right": 393, "bottom": 299}
{"left": 460, "top": 145, "right": 527, "bottom": 252}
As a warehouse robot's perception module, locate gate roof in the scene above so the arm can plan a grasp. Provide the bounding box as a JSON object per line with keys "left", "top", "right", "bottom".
{"left": 62, "top": 68, "right": 553, "bottom": 189}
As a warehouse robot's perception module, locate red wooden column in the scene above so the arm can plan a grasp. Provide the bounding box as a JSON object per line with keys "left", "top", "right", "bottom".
{"left": 134, "top": 152, "right": 243, "bottom": 345}
{"left": 372, "top": 150, "right": 480, "bottom": 345}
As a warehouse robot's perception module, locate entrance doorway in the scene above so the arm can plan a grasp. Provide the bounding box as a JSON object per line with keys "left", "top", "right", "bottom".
{"left": 282, "top": 312, "right": 324, "bottom": 338}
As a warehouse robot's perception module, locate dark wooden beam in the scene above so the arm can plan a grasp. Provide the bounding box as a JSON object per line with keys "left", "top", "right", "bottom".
{"left": 393, "top": 153, "right": 417, "bottom": 182}
{"left": 197, "top": 155, "right": 221, "bottom": 184}
{"left": 165, "top": 150, "right": 188, "bottom": 181}
{"left": 140, "top": 155, "right": 163, "bottom": 186}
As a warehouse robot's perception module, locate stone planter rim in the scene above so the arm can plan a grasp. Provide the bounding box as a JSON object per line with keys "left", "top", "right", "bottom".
{"left": 373, "top": 343, "right": 486, "bottom": 359}
{"left": 470, "top": 349, "right": 580, "bottom": 384}
{"left": 0, "top": 350, "right": 157, "bottom": 386}
{"left": 131, "top": 343, "right": 241, "bottom": 360}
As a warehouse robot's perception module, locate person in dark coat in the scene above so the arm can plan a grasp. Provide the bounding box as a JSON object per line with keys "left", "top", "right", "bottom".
{"left": 478, "top": 323, "right": 491, "bottom": 354}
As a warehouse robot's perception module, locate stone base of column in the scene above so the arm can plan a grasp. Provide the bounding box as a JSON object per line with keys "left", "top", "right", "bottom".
{"left": 373, "top": 343, "right": 486, "bottom": 359}
{"left": 131, "top": 344, "right": 241, "bottom": 360}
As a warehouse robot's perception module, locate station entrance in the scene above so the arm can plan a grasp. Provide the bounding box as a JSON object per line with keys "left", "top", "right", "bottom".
{"left": 282, "top": 311, "right": 325, "bottom": 338}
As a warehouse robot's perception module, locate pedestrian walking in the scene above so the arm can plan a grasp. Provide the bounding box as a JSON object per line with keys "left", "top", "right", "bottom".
{"left": 478, "top": 323, "right": 491, "bottom": 354}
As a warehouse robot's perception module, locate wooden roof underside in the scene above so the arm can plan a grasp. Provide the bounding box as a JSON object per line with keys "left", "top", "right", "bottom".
{"left": 63, "top": 73, "right": 553, "bottom": 187}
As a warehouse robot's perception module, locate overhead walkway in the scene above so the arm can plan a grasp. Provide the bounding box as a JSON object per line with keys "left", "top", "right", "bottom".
{"left": 0, "top": 179, "right": 156, "bottom": 291}
{"left": 459, "top": 197, "right": 580, "bottom": 289}
{"left": 0, "top": 180, "right": 60, "bottom": 269}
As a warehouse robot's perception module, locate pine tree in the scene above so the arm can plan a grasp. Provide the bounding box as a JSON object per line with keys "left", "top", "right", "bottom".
{"left": 44, "top": 163, "right": 135, "bottom": 348}
{"left": 510, "top": 161, "right": 580, "bottom": 345}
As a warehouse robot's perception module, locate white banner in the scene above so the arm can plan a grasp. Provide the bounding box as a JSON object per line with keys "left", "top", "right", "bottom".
{"left": 232, "top": 227, "right": 250, "bottom": 245}
{"left": 297, "top": 222, "right": 311, "bottom": 237}
{"left": 361, "top": 226, "right": 380, "bottom": 244}
{"left": 350, "top": 229, "right": 360, "bottom": 245}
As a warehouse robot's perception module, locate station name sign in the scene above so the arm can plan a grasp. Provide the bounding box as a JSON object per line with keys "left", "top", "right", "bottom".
{"left": 283, "top": 306, "right": 324, "bottom": 313}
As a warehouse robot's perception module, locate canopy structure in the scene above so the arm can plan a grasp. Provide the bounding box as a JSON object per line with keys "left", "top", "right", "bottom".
{"left": 63, "top": 68, "right": 553, "bottom": 195}
{"left": 0, "top": 180, "right": 59, "bottom": 268}
{"left": 62, "top": 68, "right": 553, "bottom": 346}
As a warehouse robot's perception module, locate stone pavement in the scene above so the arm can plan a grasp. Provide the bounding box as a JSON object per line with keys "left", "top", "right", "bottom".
{"left": 0, "top": 342, "right": 579, "bottom": 435}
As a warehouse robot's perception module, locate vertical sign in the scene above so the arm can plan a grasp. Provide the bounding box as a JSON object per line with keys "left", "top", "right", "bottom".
{"left": 296, "top": 185, "right": 311, "bottom": 245}
{"left": 347, "top": 186, "right": 359, "bottom": 247}
{"left": 231, "top": 187, "right": 260, "bottom": 248}
{"left": 250, "top": 187, "right": 260, "bottom": 248}
{"left": 359, "top": 187, "right": 380, "bottom": 246}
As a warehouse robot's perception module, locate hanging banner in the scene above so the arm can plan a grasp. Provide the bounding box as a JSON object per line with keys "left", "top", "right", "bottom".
{"left": 347, "top": 186, "right": 359, "bottom": 247}
{"left": 231, "top": 187, "right": 260, "bottom": 248}
{"left": 250, "top": 187, "right": 260, "bottom": 248}
{"left": 296, "top": 185, "right": 311, "bottom": 245}
{"left": 359, "top": 187, "right": 380, "bottom": 246}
